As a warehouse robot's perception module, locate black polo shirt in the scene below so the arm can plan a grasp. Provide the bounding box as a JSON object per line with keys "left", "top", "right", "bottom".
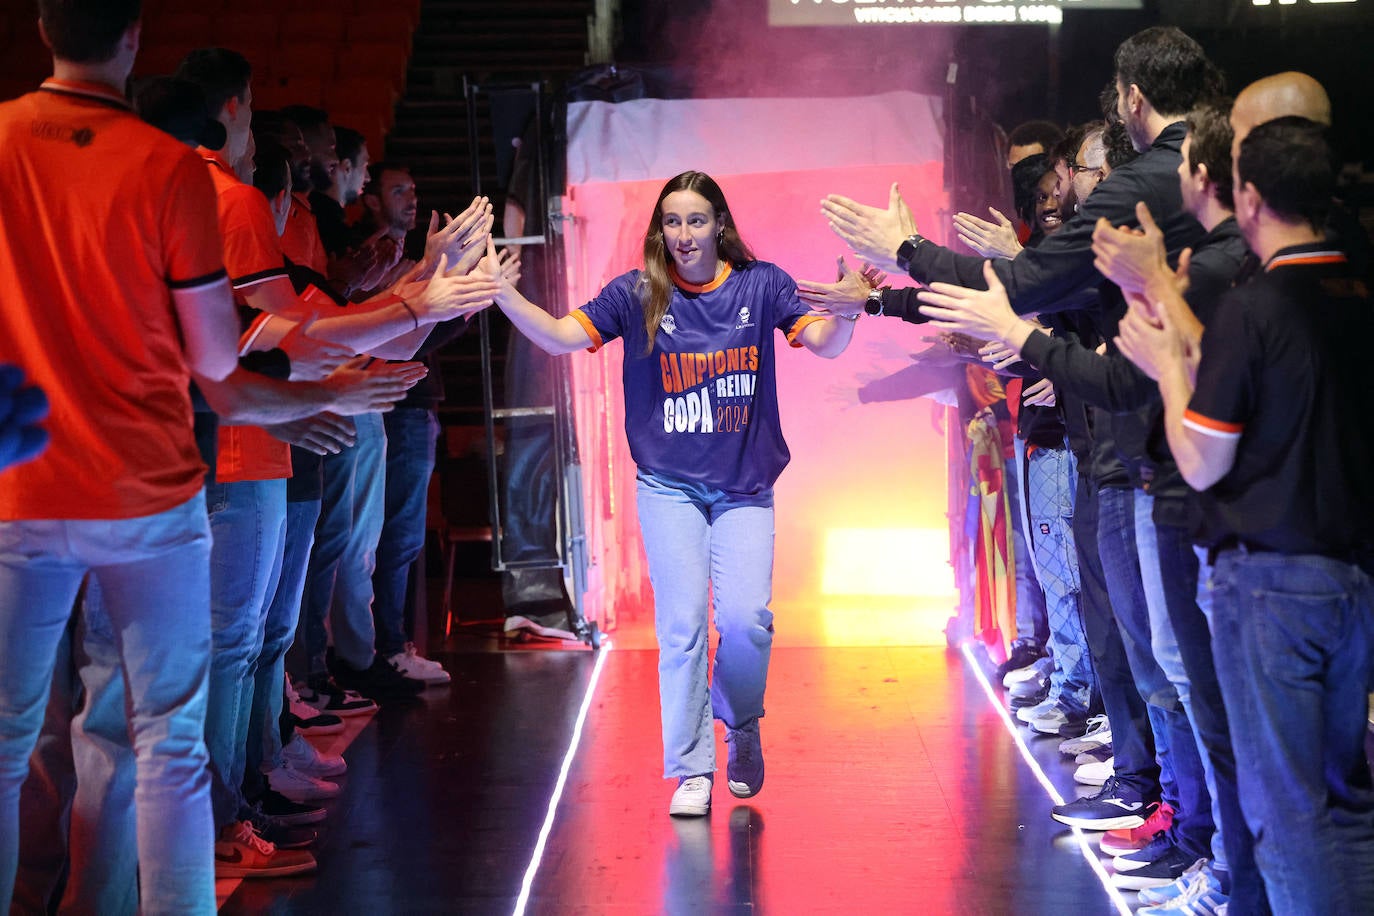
{"left": 1186, "top": 242, "right": 1374, "bottom": 558}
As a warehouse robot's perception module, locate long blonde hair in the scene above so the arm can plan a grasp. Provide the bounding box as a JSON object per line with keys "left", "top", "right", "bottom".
{"left": 638, "top": 171, "right": 754, "bottom": 353}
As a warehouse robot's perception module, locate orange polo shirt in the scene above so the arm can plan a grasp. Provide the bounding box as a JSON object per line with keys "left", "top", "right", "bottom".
{"left": 282, "top": 191, "right": 329, "bottom": 275}
{"left": 201, "top": 148, "right": 293, "bottom": 482}
{"left": 0, "top": 79, "right": 225, "bottom": 520}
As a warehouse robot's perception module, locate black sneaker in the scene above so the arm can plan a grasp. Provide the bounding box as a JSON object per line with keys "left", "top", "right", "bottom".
{"left": 299, "top": 676, "right": 378, "bottom": 717}
{"left": 247, "top": 807, "right": 317, "bottom": 849}
{"left": 332, "top": 656, "right": 425, "bottom": 700}
{"left": 725, "top": 719, "right": 764, "bottom": 798}
{"left": 290, "top": 710, "right": 345, "bottom": 737}
{"left": 994, "top": 638, "right": 1046, "bottom": 685}
{"left": 258, "top": 788, "right": 328, "bottom": 827}
{"left": 1050, "top": 776, "right": 1157, "bottom": 831}
{"left": 1111, "top": 842, "right": 1195, "bottom": 890}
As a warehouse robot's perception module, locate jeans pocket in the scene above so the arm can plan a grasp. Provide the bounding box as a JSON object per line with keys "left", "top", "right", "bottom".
{"left": 1251, "top": 586, "right": 1346, "bottom": 681}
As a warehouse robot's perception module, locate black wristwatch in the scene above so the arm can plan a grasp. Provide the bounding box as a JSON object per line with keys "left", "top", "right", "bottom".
{"left": 895, "top": 234, "right": 926, "bottom": 273}
{"left": 864, "top": 287, "right": 885, "bottom": 317}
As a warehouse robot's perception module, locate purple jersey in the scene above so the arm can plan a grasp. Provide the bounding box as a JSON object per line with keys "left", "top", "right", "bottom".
{"left": 571, "top": 260, "right": 819, "bottom": 498}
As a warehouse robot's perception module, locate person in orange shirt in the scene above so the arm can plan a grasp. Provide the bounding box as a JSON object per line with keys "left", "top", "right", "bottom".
{"left": 0, "top": 3, "right": 238, "bottom": 911}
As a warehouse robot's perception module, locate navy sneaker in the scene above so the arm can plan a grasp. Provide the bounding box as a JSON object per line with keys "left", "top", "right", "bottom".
{"left": 1114, "top": 830, "right": 1174, "bottom": 871}
{"left": 1050, "top": 775, "right": 1156, "bottom": 831}
{"left": 726, "top": 719, "right": 764, "bottom": 798}
{"left": 1112, "top": 842, "right": 1195, "bottom": 890}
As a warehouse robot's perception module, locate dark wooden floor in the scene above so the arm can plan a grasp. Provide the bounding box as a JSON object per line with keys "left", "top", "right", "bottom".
{"left": 221, "top": 622, "right": 1132, "bottom": 915}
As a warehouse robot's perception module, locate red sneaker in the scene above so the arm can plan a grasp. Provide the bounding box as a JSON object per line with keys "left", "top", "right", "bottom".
{"left": 1099, "top": 801, "right": 1174, "bottom": 856}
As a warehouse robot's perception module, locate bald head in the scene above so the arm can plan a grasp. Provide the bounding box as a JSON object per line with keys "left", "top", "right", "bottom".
{"left": 1231, "top": 72, "right": 1332, "bottom": 152}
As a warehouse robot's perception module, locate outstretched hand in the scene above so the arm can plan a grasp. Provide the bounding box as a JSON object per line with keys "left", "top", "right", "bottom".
{"left": 821, "top": 183, "right": 914, "bottom": 274}
{"left": 321, "top": 357, "right": 429, "bottom": 415}
{"left": 916, "top": 261, "right": 1020, "bottom": 343}
{"left": 954, "top": 207, "right": 1022, "bottom": 259}
{"left": 796, "top": 256, "right": 870, "bottom": 318}
{"left": 402, "top": 253, "right": 501, "bottom": 322}
{"left": 266, "top": 412, "right": 357, "bottom": 455}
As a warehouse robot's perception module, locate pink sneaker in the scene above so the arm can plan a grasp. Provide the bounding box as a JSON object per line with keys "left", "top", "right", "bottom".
{"left": 1100, "top": 801, "right": 1174, "bottom": 856}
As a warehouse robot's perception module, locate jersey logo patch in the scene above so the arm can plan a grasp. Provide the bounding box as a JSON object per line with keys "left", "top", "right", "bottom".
{"left": 735, "top": 306, "right": 754, "bottom": 329}
{"left": 660, "top": 313, "right": 677, "bottom": 335}
{"left": 31, "top": 121, "right": 96, "bottom": 147}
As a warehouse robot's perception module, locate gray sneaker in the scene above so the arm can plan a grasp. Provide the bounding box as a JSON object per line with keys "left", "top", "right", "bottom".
{"left": 726, "top": 719, "right": 764, "bottom": 798}
{"left": 669, "top": 775, "right": 712, "bottom": 817}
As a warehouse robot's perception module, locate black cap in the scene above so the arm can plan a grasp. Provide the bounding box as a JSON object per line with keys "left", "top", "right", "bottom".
{"left": 133, "top": 76, "right": 227, "bottom": 150}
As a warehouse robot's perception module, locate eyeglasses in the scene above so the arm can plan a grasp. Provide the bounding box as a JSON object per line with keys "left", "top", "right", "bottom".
{"left": 1068, "top": 162, "right": 1103, "bottom": 175}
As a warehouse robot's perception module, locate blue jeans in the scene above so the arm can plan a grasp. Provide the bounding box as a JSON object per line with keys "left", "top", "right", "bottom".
{"left": 1099, "top": 487, "right": 1211, "bottom": 860}
{"left": 1139, "top": 497, "right": 1262, "bottom": 908}
{"left": 0, "top": 495, "right": 215, "bottom": 915}
{"left": 373, "top": 408, "right": 439, "bottom": 658}
{"left": 246, "top": 498, "right": 320, "bottom": 790}
{"left": 301, "top": 412, "right": 386, "bottom": 675}
{"left": 1007, "top": 437, "right": 1048, "bottom": 646}
{"left": 205, "top": 478, "right": 287, "bottom": 828}
{"left": 636, "top": 471, "right": 775, "bottom": 779}
{"left": 1210, "top": 549, "right": 1374, "bottom": 914}
{"left": 1027, "top": 447, "right": 1093, "bottom": 714}
{"left": 1074, "top": 478, "right": 1158, "bottom": 797}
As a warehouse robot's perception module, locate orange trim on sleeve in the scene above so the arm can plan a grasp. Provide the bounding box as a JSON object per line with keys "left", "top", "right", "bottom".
{"left": 785, "top": 313, "right": 826, "bottom": 347}
{"left": 570, "top": 309, "right": 604, "bottom": 352}
{"left": 1182, "top": 409, "right": 1244, "bottom": 438}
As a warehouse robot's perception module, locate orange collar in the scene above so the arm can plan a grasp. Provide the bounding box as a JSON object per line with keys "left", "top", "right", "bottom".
{"left": 669, "top": 261, "right": 731, "bottom": 293}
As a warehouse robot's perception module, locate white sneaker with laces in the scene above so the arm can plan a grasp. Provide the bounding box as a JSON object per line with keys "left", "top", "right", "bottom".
{"left": 282, "top": 733, "right": 347, "bottom": 778}
{"left": 264, "top": 761, "right": 340, "bottom": 803}
{"left": 387, "top": 643, "right": 451, "bottom": 684}
{"left": 668, "top": 775, "right": 712, "bottom": 817}
{"left": 1059, "top": 714, "right": 1112, "bottom": 756}
{"left": 1075, "top": 756, "right": 1115, "bottom": 786}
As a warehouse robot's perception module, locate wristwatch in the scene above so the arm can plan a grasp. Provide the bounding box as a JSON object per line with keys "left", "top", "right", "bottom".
{"left": 895, "top": 234, "right": 926, "bottom": 273}
{"left": 864, "top": 287, "right": 885, "bottom": 317}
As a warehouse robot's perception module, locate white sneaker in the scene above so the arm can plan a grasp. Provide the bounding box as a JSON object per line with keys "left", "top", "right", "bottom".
{"left": 1059, "top": 714, "right": 1111, "bottom": 756}
{"left": 668, "top": 776, "right": 712, "bottom": 817}
{"left": 282, "top": 733, "right": 347, "bottom": 778}
{"left": 387, "top": 643, "right": 451, "bottom": 685}
{"left": 1017, "top": 696, "right": 1058, "bottom": 724}
{"left": 1003, "top": 654, "right": 1054, "bottom": 688}
{"left": 264, "top": 761, "right": 340, "bottom": 803}
{"left": 1075, "top": 756, "right": 1114, "bottom": 786}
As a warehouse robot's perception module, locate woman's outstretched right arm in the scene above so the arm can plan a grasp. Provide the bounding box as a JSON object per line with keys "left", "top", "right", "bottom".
{"left": 485, "top": 239, "right": 594, "bottom": 355}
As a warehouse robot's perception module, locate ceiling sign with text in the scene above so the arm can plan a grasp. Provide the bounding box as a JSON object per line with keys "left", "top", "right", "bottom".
{"left": 769, "top": 0, "right": 1144, "bottom": 28}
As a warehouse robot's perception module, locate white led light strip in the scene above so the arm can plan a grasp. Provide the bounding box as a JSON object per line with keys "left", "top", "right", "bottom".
{"left": 512, "top": 640, "right": 613, "bottom": 916}
{"left": 960, "top": 642, "right": 1134, "bottom": 916}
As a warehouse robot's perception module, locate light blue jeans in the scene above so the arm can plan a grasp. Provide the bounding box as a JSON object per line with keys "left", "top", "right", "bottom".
{"left": 301, "top": 412, "right": 386, "bottom": 675}
{"left": 247, "top": 497, "right": 320, "bottom": 790}
{"left": 205, "top": 478, "right": 287, "bottom": 828}
{"left": 0, "top": 495, "right": 215, "bottom": 915}
{"left": 1136, "top": 492, "right": 1226, "bottom": 872}
{"left": 636, "top": 470, "right": 775, "bottom": 779}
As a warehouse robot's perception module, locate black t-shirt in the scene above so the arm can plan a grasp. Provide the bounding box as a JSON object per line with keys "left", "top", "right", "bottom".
{"left": 1187, "top": 242, "right": 1374, "bottom": 557}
